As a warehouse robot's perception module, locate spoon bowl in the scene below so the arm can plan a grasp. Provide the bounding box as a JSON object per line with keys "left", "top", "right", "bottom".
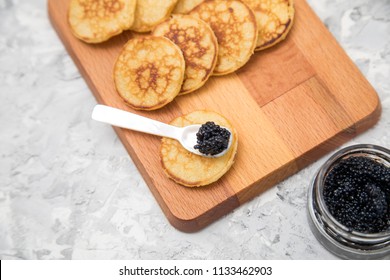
{"left": 92, "top": 105, "right": 232, "bottom": 158}
{"left": 179, "top": 124, "right": 233, "bottom": 158}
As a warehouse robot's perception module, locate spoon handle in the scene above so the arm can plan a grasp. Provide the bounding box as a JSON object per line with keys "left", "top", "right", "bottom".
{"left": 92, "top": 105, "right": 181, "bottom": 139}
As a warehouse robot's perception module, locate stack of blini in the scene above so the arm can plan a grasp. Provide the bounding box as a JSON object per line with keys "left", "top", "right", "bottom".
{"left": 68, "top": 0, "right": 294, "bottom": 187}
{"left": 68, "top": 0, "right": 295, "bottom": 111}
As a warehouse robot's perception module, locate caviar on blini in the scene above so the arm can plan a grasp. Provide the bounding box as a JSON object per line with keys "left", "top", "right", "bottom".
{"left": 194, "top": 121, "right": 231, "bottom": 156}
{"left": 323, "top": 156, "right": 390, "bottom": 233}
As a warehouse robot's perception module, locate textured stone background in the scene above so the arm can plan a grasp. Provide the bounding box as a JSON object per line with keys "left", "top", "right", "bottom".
{"left": 0, "top": 0, "right": 389, "bottom": 259}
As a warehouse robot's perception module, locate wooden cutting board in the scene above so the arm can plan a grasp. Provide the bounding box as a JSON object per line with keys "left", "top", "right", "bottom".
{"left": 48, "top": 0, "right": 381, "bottom": 232}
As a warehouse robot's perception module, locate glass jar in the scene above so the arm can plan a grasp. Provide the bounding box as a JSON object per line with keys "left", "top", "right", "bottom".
{"left": 307, "top": 144, "right": 390, "bottom": 259}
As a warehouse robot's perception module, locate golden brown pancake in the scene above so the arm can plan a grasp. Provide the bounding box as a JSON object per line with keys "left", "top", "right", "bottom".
{"left": 160, "top": 110, "right": 238, "bottom": 187}
{"left": 131, "top": 0, "right": 179, "bottom": 33}
{"left": 189, "top": 0, "right": 258, "bottom": 75}
{"left": 173, "top": 0, "right": 204, "bottom": 14}
{"left": 68, "top": 0, "right": 136, "bottom": 43}
{"left": 114, "top": 36, "right": 185, "bottom": 110}
{"left": 152, "top": 15, "right": 218, "bottom": 95}
{"left": 242, "top": 0, "right": 295, "bottom": 51}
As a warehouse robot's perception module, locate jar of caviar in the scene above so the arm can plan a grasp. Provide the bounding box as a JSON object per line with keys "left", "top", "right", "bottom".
{"left": 307, "top": 144, "right": 390, "bottom": 259}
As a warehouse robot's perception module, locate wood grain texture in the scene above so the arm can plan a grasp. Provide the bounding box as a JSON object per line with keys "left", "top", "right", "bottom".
{"left": 48, "top": 0, "right": 381, "bottom": 232}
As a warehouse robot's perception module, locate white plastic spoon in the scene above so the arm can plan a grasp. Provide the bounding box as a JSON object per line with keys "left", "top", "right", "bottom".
{"left": 91, "top": 105, "right": 232, "bottom": 158}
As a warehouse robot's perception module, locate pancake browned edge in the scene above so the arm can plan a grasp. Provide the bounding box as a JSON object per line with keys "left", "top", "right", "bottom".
{"left": 68, "top": 0, "right": 136, "bottom": 43}
{"left": 189, "top": 0, "right": 258, "bottom": 76}
{"left": 114, "top": 36, "right": 185, "bottom": 110}
{"left": 131, "top": 0, "right": 179, "bottom": 33}
{"left": 242, "top": 0, "right": 295, "bottom": 51}
{"left": 172, "top": 0, "right": 204, "bottom": 14}
{"left": 160, "top": 111, "right": 238, "bottom": 187}
{"left": 153, "top": 15, "right": 218, "bottom": 95}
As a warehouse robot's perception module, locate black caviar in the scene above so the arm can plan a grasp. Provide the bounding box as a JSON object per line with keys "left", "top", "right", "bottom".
{"left": 323, "top": 156, "right": 390, "bottom": 233}
{"left": 194, "top": 121, "right": 231, "bottom": 156}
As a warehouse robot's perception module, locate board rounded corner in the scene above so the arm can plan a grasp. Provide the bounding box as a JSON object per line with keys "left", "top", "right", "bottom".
{"left": 359, "top": 89, "right": 382, "bottom": 131}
